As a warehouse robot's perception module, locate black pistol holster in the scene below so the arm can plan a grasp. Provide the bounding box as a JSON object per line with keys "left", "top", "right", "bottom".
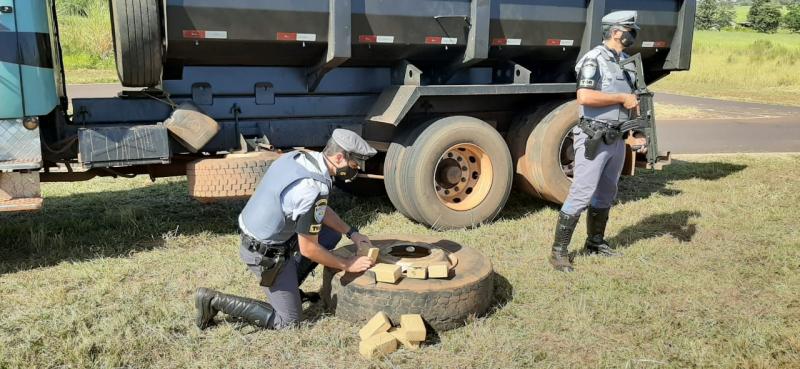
{"left": 242, "top": 233, "right": 296, "bottom": 287}
{"left": 579, "top": 118, "right": 623, "bottom": 160}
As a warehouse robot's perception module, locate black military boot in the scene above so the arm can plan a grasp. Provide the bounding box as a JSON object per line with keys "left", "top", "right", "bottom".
{"left": 194, "top": 288, "right": 275, "bottom": 330}
{"left": 549, "top": 212, "right": 580, "bottom": 272}
{"left": 585, "top": 207, "right": 621, "bottom": 257}
{"left": 296, "top": 258, "right": 321, "bottom": 303}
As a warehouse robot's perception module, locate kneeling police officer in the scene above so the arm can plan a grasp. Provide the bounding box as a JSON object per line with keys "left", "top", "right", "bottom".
{"left": 549, "top": 11, "right": 648, "bottom": 272}
{"left": 195, "top": 129, "right": 378, "bottom": 329}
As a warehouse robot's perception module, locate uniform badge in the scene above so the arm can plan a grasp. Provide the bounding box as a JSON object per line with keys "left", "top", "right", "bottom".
{"left": 581, "top": 60, "right": 598, "bottom": 80}
{"left": 314, "top": 198, "right": 328, "bottom": 223}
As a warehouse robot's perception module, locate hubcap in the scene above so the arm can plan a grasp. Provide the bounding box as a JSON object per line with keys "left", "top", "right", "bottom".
{"left": 434, "top": 143, "right": 493, "bottom": 211}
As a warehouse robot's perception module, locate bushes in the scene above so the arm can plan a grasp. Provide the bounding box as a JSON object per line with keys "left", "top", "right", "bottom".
{"left": 748, "top": 0, "right": 783, "bottom": 33}
{"left": 785, "top": 4, "right": 800, "bottom": 33}
{"left": 57, "top": 0, "right": 113, "bottom": 70}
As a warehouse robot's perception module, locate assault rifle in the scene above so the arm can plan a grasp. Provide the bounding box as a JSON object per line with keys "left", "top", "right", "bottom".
{"left": 618, "top": 53, "right": 666, "bottom": 167}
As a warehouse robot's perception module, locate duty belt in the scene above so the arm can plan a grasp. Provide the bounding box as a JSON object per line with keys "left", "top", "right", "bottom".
{"left": 241, "top": 232, "right": 295, "bottom": 258}
{"left": 578, "top": 118, "right": 624, "bottom": 160}
{"left": 241, "top": 230, "right": 296, "bottom": 287}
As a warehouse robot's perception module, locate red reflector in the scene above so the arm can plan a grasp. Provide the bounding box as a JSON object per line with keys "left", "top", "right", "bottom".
{"left": 546, "top": 39, "right": 561, "bottom": 46}
{"left": 359, "top": 35, "right": 377, "bottom": 43}
{"left": 182, "top": 30, "right": 205, "bottom": 39}
{"left": 491, "top": 38, "right": 506, "bottom": 46}
{"left": 425, "top": 36, "right": 442, "bottom": 44}
{"left": 277, "top": 32, "right": 297, "bottom": 41}
{"left": 654, "top": 41, "right": 669, "bottom": 48}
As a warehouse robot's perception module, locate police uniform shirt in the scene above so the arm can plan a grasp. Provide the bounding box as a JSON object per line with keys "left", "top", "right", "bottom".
{"left": 282, "top": 151, "right": 331, "bottom": 235}
{"left": 575, "top": 45, "right": 637, "bottom": 122}
{"left": 238, "top": 151, "right": 331, "bottom": 238}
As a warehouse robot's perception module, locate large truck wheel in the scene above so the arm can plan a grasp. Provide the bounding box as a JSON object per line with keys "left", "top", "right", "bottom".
{"left": 187, "top": 152, "right": 279, "bottom": 203}
{"left": 321, "top": 235, "right": 494, "bottom": 332}
{"left": 394, "top": 116, "right": 513, "bottom": 229}
{"left": 509, "top": 100, "right": 578, "bottom": 203}
{"left": 110, "top": 0, "right": 163, "bottom": 87}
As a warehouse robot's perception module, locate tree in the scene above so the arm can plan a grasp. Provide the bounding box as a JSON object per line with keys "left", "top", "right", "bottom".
{"left": 697, "top": 0, "right": 722, "bottom": 30}
{"left": 748, "top": 0, "right": 783, "bottom": 33}
{"left": 785, "top": 4, "right": 800, "bottom": 33}
{"left": 696, "top": 0, "right": 737, "bottom": 30}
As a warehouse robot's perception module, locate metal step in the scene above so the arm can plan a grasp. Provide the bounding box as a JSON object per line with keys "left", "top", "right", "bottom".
{"left": 0, "top": 197, "right": 43, "bottom": 212}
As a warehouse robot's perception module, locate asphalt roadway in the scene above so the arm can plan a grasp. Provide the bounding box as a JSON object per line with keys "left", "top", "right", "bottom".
{"left": 66, "top": 84, "right": 800, "bottom": 155}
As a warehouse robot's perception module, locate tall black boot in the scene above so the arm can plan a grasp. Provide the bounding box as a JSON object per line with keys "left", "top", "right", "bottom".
{"left": 296, "top": 258, "right": 321, "bottom": 303}
{"left": 550, "top": 212, "right": 580, "bottom": 272}
{"left": 194, "top": 288, "right": 275, "bottom": 330}
{"left": 585, "top": 207, "right": 621, "bottom": 257}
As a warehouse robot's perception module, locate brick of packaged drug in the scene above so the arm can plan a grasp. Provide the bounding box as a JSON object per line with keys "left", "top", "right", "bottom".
{"left": 427, "top": 262, "right": 449, "bottom": 279}
{"left": 359, "top": 332, "right": 398, "bottom": 359}
{"left": 389, "top": 327, "right": 421, "bottom": 350}
{"left": 367, "top": 248, "right": 380, "bottom": 263}
{"left": 358, "top": 311, "right": 391, "bottom": 340}
{"left": 406, "top": 266, "right": 427, "bottom": 279}
{"left": 399, "top": 314, "right": 426, "bottom": 341}
{"left": 371, "top": 263, "right": 402, "bottom": 284}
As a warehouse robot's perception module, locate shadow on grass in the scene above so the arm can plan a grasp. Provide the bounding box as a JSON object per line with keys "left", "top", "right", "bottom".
{"left": 609, "top": 210, "right": 701, "bottom": 249}
{"left": 570, "top": 210, "right": 701, "bottom": 259}
{"left": 0, "top": 180, "right": 394, "bottom": 275}
{"left": 499, "top": 160, "right": 747, "bottom": 220}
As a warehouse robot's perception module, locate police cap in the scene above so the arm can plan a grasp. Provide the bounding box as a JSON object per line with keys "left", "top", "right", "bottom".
{"left": 331, "top": 129, "right": 377, "bottom": 168}
{"left": 602, "top": 10, "right": 640, "bottom": 31}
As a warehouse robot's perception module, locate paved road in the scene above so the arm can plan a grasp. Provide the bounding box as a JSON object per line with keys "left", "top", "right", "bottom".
{"left": 66, "top": 85, "right": 800, "bottom": 154}
{"left": 654, "top": 93, "right": 800, "bottom": 154}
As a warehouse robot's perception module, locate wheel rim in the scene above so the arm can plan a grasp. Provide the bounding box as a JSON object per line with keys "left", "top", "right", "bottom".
{"left": 434, "top": 143, "right": 493, "bottom": 211}
{"left": 559, "top": 125, "right": 577, "bottom": 179}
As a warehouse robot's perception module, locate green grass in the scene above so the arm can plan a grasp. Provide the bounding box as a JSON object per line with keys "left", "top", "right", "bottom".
{"left": 2, "top": 154, "right": 799, "bottom": 368}
{"left": 654, "top": 30, "right": 800, "bottom": 107}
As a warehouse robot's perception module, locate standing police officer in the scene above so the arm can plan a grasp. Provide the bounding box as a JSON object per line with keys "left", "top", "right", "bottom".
{"left": 549, "top": 11, "right": 648, "bottom": 272}
{"left": 195, "top": 129, "right": 378, "bottom": 329}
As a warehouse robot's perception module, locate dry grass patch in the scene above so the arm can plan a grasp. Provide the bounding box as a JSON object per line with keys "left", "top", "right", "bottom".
{"left": 1, "top": 154, "right": 799, "bottom": 368}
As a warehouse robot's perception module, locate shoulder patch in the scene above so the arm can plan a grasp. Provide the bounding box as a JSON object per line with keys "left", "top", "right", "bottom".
{"left": 313, "top": 198, "right": 327, "bottom": 223}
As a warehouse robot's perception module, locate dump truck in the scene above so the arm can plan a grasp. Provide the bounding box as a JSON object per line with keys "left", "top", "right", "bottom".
{"left": 0, "top": 0, "right": 695, "bottom": 229}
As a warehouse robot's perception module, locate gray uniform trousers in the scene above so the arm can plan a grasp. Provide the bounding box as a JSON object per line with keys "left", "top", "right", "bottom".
{"left": 560, "top": 127, "right": 627, "bottom": 216}
{"left": 240, "top": 226, "right": 342, "bottom": 329}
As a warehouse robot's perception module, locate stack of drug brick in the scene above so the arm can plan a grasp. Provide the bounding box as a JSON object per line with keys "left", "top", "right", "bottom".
{"left": 364, "top": 247, "right": 451, "bottom": 284}
{"left": 359, "top": 312, "right": 427, "bottom": 359}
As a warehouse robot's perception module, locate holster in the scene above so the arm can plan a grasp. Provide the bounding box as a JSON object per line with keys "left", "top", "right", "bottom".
{"left": 578, "top": 119, "right": 622, "bottom": 161}
{"left": 243, "top": 233, "right": 296, "bottom": 287}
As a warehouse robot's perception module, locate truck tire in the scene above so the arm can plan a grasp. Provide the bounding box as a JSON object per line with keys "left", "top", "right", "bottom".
{"left": 394, "top": 116, "right": 513, "bottom": 229}
{"left": 384, "top": 123, "right": 429, "bottom": 221}
{"left": 187, "top": 152, "right": 279, "bottom": 203}
{"left": 321, "top": 235, "right": 494, "bottom": 332}
{"left": 508, "top": 100, "right": 578, "bottom": 203}
{"left": 110, "top": 0, "right": 163, "bottom": 87}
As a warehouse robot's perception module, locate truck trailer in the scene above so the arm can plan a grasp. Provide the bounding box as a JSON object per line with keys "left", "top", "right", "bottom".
{"left": 0, "top": 0, "right": 695, "bottom": 229}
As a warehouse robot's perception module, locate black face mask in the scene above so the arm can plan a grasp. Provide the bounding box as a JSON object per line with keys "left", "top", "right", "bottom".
{"left": 327, "top": 155, "right": 359, "bottom": 183}
{"left": 620, "top": 31, "right": 636, "bottom": 48}
{"left": 335, "top": 164, "right": 359, "bottom": 183}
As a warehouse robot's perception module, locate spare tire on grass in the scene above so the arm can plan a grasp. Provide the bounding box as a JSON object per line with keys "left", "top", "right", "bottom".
{"left": 321, "top": 235, "right": 494, "bottom": 332}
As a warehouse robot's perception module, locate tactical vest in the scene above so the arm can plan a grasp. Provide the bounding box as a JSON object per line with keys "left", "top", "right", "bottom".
{"left": 576, "top": 45, "right": 636, "bottom": 122}
{"left": 239, "top": 151, "right": 331, "bottom": 244}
